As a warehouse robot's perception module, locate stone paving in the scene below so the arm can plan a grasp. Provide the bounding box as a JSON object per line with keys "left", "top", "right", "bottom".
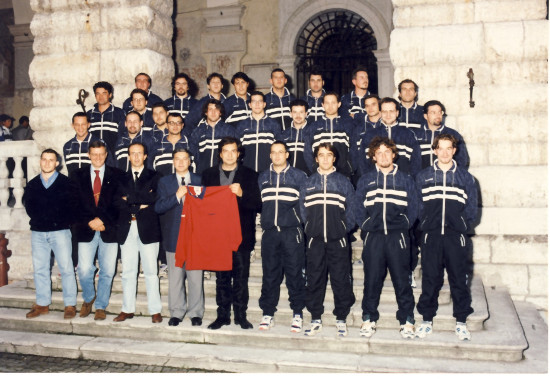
{"left": 0, "top": 352, "right": 223, "bottom": 373}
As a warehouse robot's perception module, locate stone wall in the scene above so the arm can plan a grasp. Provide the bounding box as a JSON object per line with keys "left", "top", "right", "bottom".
{"left": 28, "top": 0, "right": 174, "bottom": 154}
{"left": 390, "top": 0, "right": 548, "bottom": 310}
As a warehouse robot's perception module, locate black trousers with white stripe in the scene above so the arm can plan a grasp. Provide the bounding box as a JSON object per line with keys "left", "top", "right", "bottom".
{"left": 305, "top": 236, "right": 355, "bottom": 320}
{"left": 416, "top": 230, "right": 473, "bottom": 323}
{"left": 259, "top": 227, "right": 306, "bottom": 317}
{"left": 361, "top": 230, "right": 415, "bottom": 324}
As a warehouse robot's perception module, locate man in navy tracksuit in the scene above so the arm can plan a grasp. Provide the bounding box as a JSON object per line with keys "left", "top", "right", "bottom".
{"left": 304, "top": 91, "right": 354, "bottom": 178}
{"left": 236, "top": 91, "right": 280, "bottom": 172}
{"left": 350, "top": 95, "right": 381, "bottom": 183}
{"left": 265, "top": 68, "right": 296, "bottom": 130}
{"left": 149, "top": 113, "right": 192, "bottom": 176}
{"left": 224, "top": 72, "right": 251, "bottom": 127}
{"left": 87, "top": 81, "right": 126, "bottom": 156}
{"left": 114, "top": 111, "right": 153, "bottom": 172}
{"left": 301, "top": 71, "right": 325, "bottom": 123}
{"left": 257, "top": 141, "right": 307, "bottom": 332}
{"left": 185, "top": 73, "right": 227, "bottom": 134}
{"left": 299, "top": 142, "right": 356, "bottom": 337}
{"left": 122, "top": 72, "right": 164, "bottom": 113}
{"left": 277, "top": 99, "right": 311, "bottom": 175}
{"left": 340, "top": 67, "right": 370, "bottom": 118}
{"left": 164, "top": 72, "right": 197, "bottom": 128}
{"left": 64, "top": 112, "right": 101, "bottom": 176}
{"left": 189, "top": 99, "right": 236, "bottom": 175}
{"left": 358, "top": 97, "right": 422, "bottom": 177}
{"left": 397, "top": 79, "right": 424, "bottom": 130}
{"left": 412, "top": 100, "right": 469, "bottom": 170}
{"left": 354, "top": 137, "right": 419, "bottom": 339}
{"left": 415, "top": 133, "right": 478, "bottom": 341}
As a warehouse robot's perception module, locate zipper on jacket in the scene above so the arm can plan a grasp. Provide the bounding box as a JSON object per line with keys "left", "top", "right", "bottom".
{"left": 323, "top": 174, "right": 327, "bottom": 242}
{"left": 274, "top": 172, "right": 280, "bottom": 227}
{"left": 441, "top": 170, "right": 447, "bottom": 235}
{"left": 293, "top": 129, "right": 299, "bottom": 166}
{"left": 383, "top": 173, "right": 388, "bottom": 235}
{"left": 255, "top": 119, "right": 260, "bottom": 171}
{"left": 210, "top": 126, "right": 215, "bottom": 167}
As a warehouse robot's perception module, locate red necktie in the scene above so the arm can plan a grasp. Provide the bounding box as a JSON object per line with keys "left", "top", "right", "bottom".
{"left": 93, "top": 170, "right": 101, "bottom": 206}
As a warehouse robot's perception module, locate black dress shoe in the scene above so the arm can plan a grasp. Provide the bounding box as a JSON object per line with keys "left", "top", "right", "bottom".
{"left": 235, "top": 317, "right": 253, "bottom": 329}
{"left": 207, "top": 317, "right": 230, "bottom": 330}
{"left": 168, "top": 317, "right": 182, "bottom": 326}
{"left": 191, "top": 317, "right": 202, "bottom": 326}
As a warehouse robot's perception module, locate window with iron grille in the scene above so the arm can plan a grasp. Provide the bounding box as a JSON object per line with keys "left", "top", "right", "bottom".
{"left": 295, "top": 10, "right": 378, "bottom": 98}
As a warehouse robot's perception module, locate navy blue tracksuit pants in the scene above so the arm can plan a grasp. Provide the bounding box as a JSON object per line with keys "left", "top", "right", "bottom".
{"left": 416, "top": 230, "right": 473, "bottom": 323}
{"left": 259, "top": 227, "right": 306, "bottom": 316}
{"left": 362, "top": 231, "right": 415, "bottom": 324}
{"left": 305, "top": 236, "right": 355, "bottom": 321}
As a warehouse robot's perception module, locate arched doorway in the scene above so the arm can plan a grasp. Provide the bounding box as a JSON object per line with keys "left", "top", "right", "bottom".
{"left": 295, "top": 10, "right": 378, "bottom": 97}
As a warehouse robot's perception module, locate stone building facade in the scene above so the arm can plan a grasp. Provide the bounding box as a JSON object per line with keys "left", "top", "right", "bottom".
{"left": 2, "top": 0, "right": 548, "bottom": 310}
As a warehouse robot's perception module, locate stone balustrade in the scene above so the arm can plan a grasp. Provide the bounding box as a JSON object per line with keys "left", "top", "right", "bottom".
{"left": 0, "top": 140, "right": 40, "bottom": 232}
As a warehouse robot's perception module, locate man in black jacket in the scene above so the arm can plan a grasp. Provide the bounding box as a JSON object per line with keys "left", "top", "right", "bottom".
{"left": 113, "top": 142, "right": 163, "bottom": 324}
{"left": 23, "top": 149, "right": 78, "bottom": 319}
{"left": 202, "top": 137, "right": 262, "bottom": 330}
{"left": 70, "top": 140, "right": 123, "bottom": 321}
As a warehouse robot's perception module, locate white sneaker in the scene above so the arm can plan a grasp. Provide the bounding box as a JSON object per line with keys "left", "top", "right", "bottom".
{"left": 336, "top": 320, "right": 348, "bottom": 337}
{"left": 400, "top": 321, "right": 415, "bottom": 339}
{"left": 258, "top": 315, "right": 274, "bottom": 330}
{"left": 359, "top": 320, "right": 376, "bottom": 337}
{"left": 455, "top": 322, "right": 471, "bottom": 341}
{"left": 415, "top": 321, "right": 433, "bottom": 338}
{"left": 290, "top": 315, "right": 303, "bottom": 333}
{"left": 304, "top": 319, "right": 322, "bottom": 336}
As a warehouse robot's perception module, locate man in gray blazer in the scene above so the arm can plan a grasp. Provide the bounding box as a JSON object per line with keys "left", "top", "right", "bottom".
{"left": 155, "top": 148, "right": 203, "bottom": 326}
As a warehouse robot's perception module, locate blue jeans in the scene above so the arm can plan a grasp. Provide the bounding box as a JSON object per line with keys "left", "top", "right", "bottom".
{"left": 120, "top": 221, "right": 161, "bottom": 314}
{"left": 31, "top": 229, "right": 77, "bottom": 307}
{"left": 77, "top": 231, "right": 118, "bottom": 310}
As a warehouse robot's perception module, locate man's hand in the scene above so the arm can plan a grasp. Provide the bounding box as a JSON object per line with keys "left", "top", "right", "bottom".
{"left": 139, "top": 204, "right": 148, "bottom": 210}
{"left": 176, "top": 185, "right": 188, "bottom": 200}
{"left": 229, "top": 183, "right": 243, "bottom": 197}
{"left": 88, "top": 217, "right": 104, "bottom": 231}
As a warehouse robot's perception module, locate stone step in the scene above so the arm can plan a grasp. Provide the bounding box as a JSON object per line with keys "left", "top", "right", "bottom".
{"left": 0, "top": 286, "right": 523, "bottom": 364}
{"left": 33, "top": 271, "right": 448, "bottom": 306}
{"left": 1, "top": 277, "right": 488, "bottom": 331}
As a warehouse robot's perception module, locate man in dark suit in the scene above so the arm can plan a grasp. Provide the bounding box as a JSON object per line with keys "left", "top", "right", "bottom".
{"left": 113, "top": 142, "right": 163, "bottom": 323}
{"left": 70, "top": 140, "right": 122, "bottom": 320}
{"left": 202, "top": 137, "right": 262, "bottom": 330}
{"left": 155, "top": 148, "right": 203, "bottom": 327}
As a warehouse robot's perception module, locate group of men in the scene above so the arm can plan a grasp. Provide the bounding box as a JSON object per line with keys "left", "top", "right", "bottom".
{"left": 22, "top": 67, "right": 477, "bottom": 342}
{"left": 0, "top": 114, "right": 33, "bottom": 141}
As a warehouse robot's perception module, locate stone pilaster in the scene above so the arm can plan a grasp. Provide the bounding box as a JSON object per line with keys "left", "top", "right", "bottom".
{"left": 391, "top": 0, "right": 548, "bottom": 310}
{"left": 28, "top": 0, "right": 175, "bottom": 153}
{"left": 200, "top": 2, "right": 246, "bottom": 96}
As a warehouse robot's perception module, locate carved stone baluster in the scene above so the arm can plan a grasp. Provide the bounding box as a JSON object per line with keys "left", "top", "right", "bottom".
{"left": 0, "top": 157, "right": 8, "bottom": 209}
{"left": 11, "top": 157, "right": 25, "bottom": 209}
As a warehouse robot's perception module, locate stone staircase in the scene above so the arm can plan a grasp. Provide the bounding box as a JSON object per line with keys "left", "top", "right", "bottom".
{"left": 0, "top": 236, "right": 546, "bottom": 373}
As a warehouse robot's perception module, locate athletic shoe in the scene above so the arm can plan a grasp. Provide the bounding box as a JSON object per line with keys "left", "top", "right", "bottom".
{"left": 336, "top": 320, "right": 348, "bottom": 337}
{"left": 359, "top": 320, "right": 376, "bottom": 337}
{"left": 290, "top": 314, "right": 303, "bottom": 333}
{"left": 158, "top": 264, "right": 168, "bottom": 278}
{"left": 415, "top": 321, "right": 433, "bottom": 338}
{"left": 455, "top": 322, "right": 471, "bottom": 341}
{"left": 400, "top": 321, "right": 415, "bottom": 339}
{"left": 304, "top": 319, "right": 322, "bottom": 336}
{"left": 258, "top": 315, "right": 274, "bottom": 330}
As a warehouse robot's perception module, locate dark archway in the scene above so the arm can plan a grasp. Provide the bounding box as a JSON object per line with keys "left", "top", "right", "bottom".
{"left": 295, "top": 10, "right": 378, "bottom": 98}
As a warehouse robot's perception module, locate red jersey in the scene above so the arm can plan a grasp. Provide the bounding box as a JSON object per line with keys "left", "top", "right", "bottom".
{"left": 175, "top": 185, "right": 242, "bottom": 270}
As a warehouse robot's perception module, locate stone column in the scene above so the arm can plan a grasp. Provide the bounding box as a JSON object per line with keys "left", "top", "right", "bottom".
{"left": 200, "top": 1, "right": 246, "bottom": 96}
{"left": 372, "top": 48, "right": 394, "bottom": 97}
{"left": 28, "top": 0, "right": 175, "bottom": 154}
{"left": 390, "top": 0, "right": 548, "bottom": 310}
